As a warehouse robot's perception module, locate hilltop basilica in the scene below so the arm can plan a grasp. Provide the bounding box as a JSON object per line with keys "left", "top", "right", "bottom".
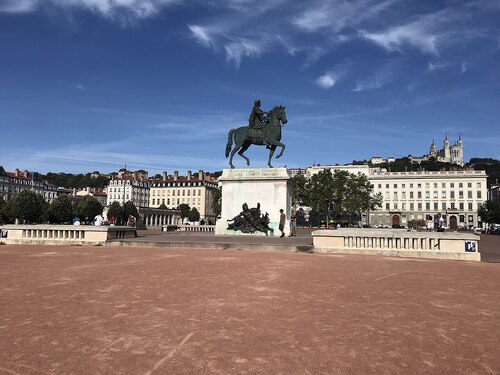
{"left": 419, "top": 135, "right": 464, "bottom": 166}
{"left": 370, "top": 135, "right": 464, "bottom": 167}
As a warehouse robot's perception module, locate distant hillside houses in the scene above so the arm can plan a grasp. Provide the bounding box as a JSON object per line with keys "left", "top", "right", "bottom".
{"left": 371, "top": 135, "right": 464, "bottom": 167}
{"left": 0, "top": 166, "right": 57, "bottom": 203}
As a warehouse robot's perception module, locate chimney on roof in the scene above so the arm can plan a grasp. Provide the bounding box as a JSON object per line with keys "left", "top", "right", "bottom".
{"left": 187, "top": 170, "right": 192, "bottom": 180}
{"left": 198, "top": 170, "right": 204, "bottom": 180}
{"left": 174, "top": 171, "right": 178, "bottom": 181}
{"left": 15, "top": 168, "right": 20, "bottom": 177}
{"left": 162, "top": 171, "right": 168, "bottom": 181}
{"left": 73, "top": 188, "right": 76, "bottom": 196}
{"left": 23, "top": 170, "right": 29, "bottom": 178}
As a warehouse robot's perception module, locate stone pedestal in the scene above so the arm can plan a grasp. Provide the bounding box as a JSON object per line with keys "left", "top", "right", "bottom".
{"left": 215, "top": 168, "right": 291, "bottom": 236}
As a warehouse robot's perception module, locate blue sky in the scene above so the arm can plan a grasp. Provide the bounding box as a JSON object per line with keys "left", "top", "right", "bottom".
{"left": 1, "top": 0, "right": 499, "bottom": 174}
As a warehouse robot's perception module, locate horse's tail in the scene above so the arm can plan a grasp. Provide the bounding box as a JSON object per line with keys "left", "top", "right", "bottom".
{"left": 225, "top": 128, "right": 235, "bottom": 157}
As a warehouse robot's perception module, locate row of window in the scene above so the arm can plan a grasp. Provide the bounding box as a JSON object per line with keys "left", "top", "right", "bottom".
{"left": 151, "top": 189, "right": 203, "bottom": 197}
{"left": 384, "top": 190, "right": 482, "bottom": 200}
{"left": 151, "top": 198, "right": 202, "bottom": 206}
{"left": 385, "top": 202, "right": 482, "bottom": 211}
{"left": 152, "top": 182, "right": 206, "bottom": 187}
{"left": 108, "top": 187, "right": 148, "bottom": 193}
{"left": 378, "top": 182, "right": 482, "bottom": 189}
{"left": 374, "top": 213, "right": 475, "bottom": 224}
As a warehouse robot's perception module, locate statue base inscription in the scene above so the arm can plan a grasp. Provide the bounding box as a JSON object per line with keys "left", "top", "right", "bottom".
{"left": 215, "top": 168, "right": 291, "bottom": 236}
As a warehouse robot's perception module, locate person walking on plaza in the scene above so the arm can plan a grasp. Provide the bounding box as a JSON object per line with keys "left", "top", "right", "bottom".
{"left": 289, "top": 212, "right": 297, "bottom": 237}
{"left": 279, "top": 209, "right": 286, "bottom": 238}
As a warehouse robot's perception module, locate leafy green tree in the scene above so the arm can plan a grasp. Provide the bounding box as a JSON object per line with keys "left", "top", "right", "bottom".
{"left": 295, "top": 208, "right": 307, "bottom": 227}
{"left": 9, "top": 190, "right": 47, "bottom": 224}
{"left": 123, "top": 201, "right": 138, "bottom": 221}
{"left": 43, "top": 172, "right": 110, "bottom": 189}
{"left": 303, "top": 169, "right": 349, "bottom": 227}
{"left": 0, "top": 199, "right": 15, "bottom": 224}
{"left": 107, "top": 201, "right": 123, "bottom": 224}
{"left": 0, "top": 199, "right": 8, "bottom": 224}
{"left": 188, "top": 207, "right": 200, "bottom": 223}
{"left": 177, "top": 203, "right": 191, "bottom": 223}
{"left": 308, "top": 209, "right": 321, "bottom": 228}
{"left": 478, "top": 201, "right": 500, "bottom": 225}
{"left": 211, "top": 189, "right": 221, "bottom": 217}
{"left": 46, "top": 195, "right": 73, "bottom": 224}
{"left": 344, "top": 173, "right": 382, "bottom": 225}
{"left": 302, "top": 169, "right": 381, "bottom": 227}
{"left": 76, "top": 196, "right": 102, "bottom": 222}
{"left": 290, "top": 174, "right": 307, "bottom": 210}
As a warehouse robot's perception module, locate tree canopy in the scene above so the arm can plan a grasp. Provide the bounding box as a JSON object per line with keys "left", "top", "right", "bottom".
{"left": 299, "top": 170, "right": 381, "bottom": 226}
{"left": 43, "top": 172, "right": 110, "bottom": 189}
{"left": 188, "top": 207, "right": 200, "bottom": 223}
{"left": 107, "top": 201, "right": 123, "bottom": 223}
{"left": 123, "top": 201, "right": 138, "bottom": 219}
{"left": 9, "top": 190, "right": 47, "bottom": 224}
{"left": 177, "top": 203, "right": 191, "bottom": 223}
{"left": 46, "top": 195, "right": 73, "bottom": 224}
{"left": 211, "top": 189, "right": 221, "bottom": 217}
{"left": 75, "top": 195, "right": 102, "bottom": 221}
{"left": 478, "top": 201, "right": 500, "bottom": 225}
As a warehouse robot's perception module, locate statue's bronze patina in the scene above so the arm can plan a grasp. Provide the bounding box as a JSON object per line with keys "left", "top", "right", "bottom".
{"left": 227, "top": 203, "right": 272, "bottom": 235}
{"left": 225, "top": 102, "right": 288, "bottom": 168}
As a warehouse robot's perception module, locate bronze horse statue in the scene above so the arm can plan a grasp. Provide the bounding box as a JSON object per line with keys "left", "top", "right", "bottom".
{"left": 225, "top": 105, "right": 288, "bottom": 168}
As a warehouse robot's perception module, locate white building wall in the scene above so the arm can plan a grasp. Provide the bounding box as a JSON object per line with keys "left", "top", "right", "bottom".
{"left": 369, "top": 170, "right": 487, "bottom": 228}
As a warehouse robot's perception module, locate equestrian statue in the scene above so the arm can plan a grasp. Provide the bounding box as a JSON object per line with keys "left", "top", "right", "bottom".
{"left": 225, "top": 100, "right": 288, "bottom": 168}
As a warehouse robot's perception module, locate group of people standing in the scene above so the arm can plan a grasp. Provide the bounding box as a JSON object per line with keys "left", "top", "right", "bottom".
{"left": 279, "top": 209, "right": 297, "bottom": 238}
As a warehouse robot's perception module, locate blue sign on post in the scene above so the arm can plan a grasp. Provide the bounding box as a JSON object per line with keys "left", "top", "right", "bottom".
{"left": 465, "top": 241, "right": 476, "bottom": 252}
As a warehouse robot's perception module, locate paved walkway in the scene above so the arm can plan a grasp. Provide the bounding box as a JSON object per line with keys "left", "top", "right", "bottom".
{"left": 0, "top": 244, "right": 499, "bottom": 374}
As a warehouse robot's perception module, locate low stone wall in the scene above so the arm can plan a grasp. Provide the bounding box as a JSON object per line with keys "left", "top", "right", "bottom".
{"left": 313, "top": 228, "right": 481, "bottom": 261}
{"left": 162, "top": 225, "right": 215, "bottom": 232}
{"left": 1, "top": 225, "right": 137, "bottom": 245}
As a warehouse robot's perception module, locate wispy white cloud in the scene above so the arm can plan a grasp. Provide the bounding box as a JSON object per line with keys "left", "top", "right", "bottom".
{"left": 352, "top": 80, "right": 381, "bottom": 92}
{"left": 0, "top": 0, "right": 37, "bottom": 13}
{"left": 360, "top": 15, "right": 441, "bottom": 55}
{"left": 73, "top": 83, "right": 87, "bottom": 90}
{"left": 224, "top": 38, "right": 267, "bottom": 68}
{"left": 461, "top": 61, "right": 468, "bottom": 73}
{"left": 188, "top": 25, "right": 213, "bottom": 48}
{"left": 315, "top": 73, "right": 336, "bottom": 89}
{"left": 0, "top": 0, "right": 180, "bottom": 24}
{"left": 427, "top": 61, "right": 449, "bottom": 72}
{"left": 292, "top": 0, "right": 397, "bottom": 33}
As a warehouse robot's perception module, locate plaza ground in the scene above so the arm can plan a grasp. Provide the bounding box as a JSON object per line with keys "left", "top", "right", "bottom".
{"left": 1, "top": 236, "right": 500, "bottom": 374}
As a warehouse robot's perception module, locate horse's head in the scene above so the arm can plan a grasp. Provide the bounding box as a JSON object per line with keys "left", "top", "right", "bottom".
{"left": 270, "top": 105, "right": 288, "bottom": 125}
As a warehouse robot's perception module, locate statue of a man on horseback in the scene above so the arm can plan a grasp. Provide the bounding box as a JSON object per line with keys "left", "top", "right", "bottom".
{"left": 248, "top": 99, "right": 267, "bottom": 129}
{"left": 225, "top": 101, "right": 288, "bottom": 168}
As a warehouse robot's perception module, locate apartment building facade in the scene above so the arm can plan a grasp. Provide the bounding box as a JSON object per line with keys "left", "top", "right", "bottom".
{"left": 369, "top": 169, "right": 487, "bottom": 229}
{"left": 0, "top": 167, "right": 58, "bottom": 203}
{"left": 106, "top": 178, "right": 150, "bottom": 208}
{"left": 149, "top": 170, "right": 219, "bottom": 224}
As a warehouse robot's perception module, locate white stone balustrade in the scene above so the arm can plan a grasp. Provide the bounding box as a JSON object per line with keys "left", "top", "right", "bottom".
{"left": 313, "top": 228, "right": 481, "bottom": 261}
{"left": 162, "top": 225, "right": 215, "bottom": 232}
{"left": 1, "top": 224, "right": 137, "bottom": 245}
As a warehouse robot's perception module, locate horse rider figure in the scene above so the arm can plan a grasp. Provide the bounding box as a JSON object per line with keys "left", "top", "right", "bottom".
{"left": 248, "top": 99, "right": 270, "bottom": 147}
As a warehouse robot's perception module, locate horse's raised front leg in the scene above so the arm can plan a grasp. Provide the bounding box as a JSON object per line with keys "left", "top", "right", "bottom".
{"left": 268, "top": 146, "right": 277, "bottom": 168}
{"left": 275, "top": 142, "right": 286, "bottom": 159}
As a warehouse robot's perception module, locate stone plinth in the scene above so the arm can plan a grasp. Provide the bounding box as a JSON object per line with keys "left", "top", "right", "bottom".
{"left": 215, "top": 168, "right": 291, "bottom": 236}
